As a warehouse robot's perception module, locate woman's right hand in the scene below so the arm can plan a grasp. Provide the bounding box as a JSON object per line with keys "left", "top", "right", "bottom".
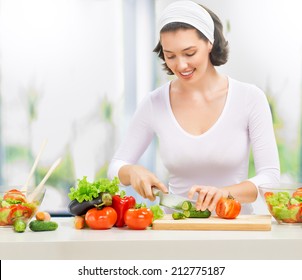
{"left": 119, "top": 165, "right": 168, "bottom": 201}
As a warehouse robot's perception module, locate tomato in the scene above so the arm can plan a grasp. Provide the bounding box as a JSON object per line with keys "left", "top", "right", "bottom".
{"left": 3, "top": 189, "right": 27, "bottom": 203}
{"left": 281, "top": 204, "right": 300, "bottom": 223}
{"left": 264, "top": 192, "right": 274, "bottom": 199}
{"left": 124, "top": 208, "right": 153, "bottom": 230}
{"left": 8, "top": 204, "right": 33, "bottom": 224}
{"left": 296, "top": 206, "right": 302, "bottom": 222}
{"left": 0, "top": 208, "right": 11, "bottom": 225}
{"left": 85, "top": 207, "right": 117, "bottom": 230}
{"left": 264, "top": 192, "right": 274, "bottom": 211}
{"left": 0, "top": 204, "right": 33, "bottom": 226}
{"left": 293, "top": 188, "right": 302, "bottom": 201}
{"left": 215, "top": 195, "right": 241, "bottom": 219}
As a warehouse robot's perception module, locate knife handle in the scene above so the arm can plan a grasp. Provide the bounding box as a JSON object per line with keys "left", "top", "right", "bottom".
{"left": 152, "top": 188, "right": 161, "bottom": 196}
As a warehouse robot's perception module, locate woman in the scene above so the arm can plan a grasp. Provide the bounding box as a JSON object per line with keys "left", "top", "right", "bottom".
{"left": 108, "top": 0, "right": 280, "bottom": 214}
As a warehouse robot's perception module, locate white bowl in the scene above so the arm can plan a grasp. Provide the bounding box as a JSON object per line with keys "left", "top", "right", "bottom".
{"left": 0, "top": 187, "right": 46, "bottom": 227}
{"left": 259, "top": 183, "right": 302, "bottom": 224}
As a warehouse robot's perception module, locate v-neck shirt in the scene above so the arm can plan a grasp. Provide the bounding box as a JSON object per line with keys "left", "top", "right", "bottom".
{"left": 108, "top": 77, "right": 280, "bottom": 214}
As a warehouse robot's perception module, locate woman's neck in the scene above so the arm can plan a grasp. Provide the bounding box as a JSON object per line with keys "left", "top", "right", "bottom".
{"left": 173, "top": 67, "right": 227, "bottom": 99}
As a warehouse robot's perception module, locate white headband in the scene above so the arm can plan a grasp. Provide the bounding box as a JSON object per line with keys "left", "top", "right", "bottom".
{"left": 158, "top": 0, "right": 215, "bottom": 44}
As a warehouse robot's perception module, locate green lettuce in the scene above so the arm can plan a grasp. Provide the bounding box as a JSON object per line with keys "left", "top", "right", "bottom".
{"left": 68, "top": 176, "right": 120, "bottom": 203}
{"left": 150, "top": 205, "right": 164, "bottom": 221}
{"left": 266, "top": 191, "right": 299, "bottom": 221}
{"left": 266, "top": 192, "right": 290, "bottom": 207}
{"left": 272, "top": 205, "right": 299, "bottom": 220}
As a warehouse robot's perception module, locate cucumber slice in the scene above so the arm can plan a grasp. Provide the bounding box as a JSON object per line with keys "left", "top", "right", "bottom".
{"left": 172, "top": 212, "right": 186, "bottom": 220}
{"left": 181, "top": 201, "right": 193, "bottom": 211}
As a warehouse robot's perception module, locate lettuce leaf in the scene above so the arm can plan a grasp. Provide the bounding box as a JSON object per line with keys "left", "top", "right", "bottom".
{"left": 272, "top": 205, "right": 299, "bottom": 220}
{"left": 68, "top": 176, "right": 120, "bottom": 203}
{"left": 266, "top": 192, "right": 290, "bottom": 206}
{"left": 266, "top": 191, "right": 300, "bottom": 221}
{"left": 150, "top": 205, "right": 164, "bottom": 221}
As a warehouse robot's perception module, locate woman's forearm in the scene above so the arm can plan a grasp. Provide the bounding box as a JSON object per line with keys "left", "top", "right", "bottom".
{"left": 222, "top": 181, "right": 258, "bottom": 203}
{"left": 118, "top": 165, "right": 133, "bottom": 186}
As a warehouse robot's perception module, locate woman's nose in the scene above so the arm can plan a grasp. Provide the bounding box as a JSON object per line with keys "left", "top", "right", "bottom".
{"left": 176, "top": 57, "right": 188, "bottom": 70}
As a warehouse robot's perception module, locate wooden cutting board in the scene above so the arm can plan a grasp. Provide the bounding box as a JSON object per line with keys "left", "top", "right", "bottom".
{"left": 152, "top": 214, "right": 272, "bottom": 231}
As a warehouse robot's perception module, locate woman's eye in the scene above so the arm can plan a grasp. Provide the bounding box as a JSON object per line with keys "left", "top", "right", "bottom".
{"left": 166, "top": 56, "right": 175, "bottom": 59}
{"left": 186, "top": 52, "right": 196, "bottom": 57}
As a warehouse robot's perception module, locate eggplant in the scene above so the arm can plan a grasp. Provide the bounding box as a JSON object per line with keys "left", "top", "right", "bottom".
{"left": 68, "top": 193, "right": 112, "bottom": 216}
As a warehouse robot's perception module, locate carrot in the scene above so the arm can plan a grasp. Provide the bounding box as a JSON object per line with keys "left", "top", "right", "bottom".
{"left": 35, "top": 211, "right": 51, "bottom": 221}
{"left": 74, "top": 216, "right": 85, "bottom": 229}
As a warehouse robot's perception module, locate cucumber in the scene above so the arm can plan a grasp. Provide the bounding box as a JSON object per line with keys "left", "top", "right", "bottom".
{"left": 181, "top": 201, "right": 193, "bottom": 211}
{"left": 172, "top": 212, "right": 186, "bottom": 220}
{"left": 29, "top": 220, "right": 58, "bottom": 232}
{"left": 13, "top": 219, "right": 27, "bottom": 233}
{"left": 183, "top": 210, "right": 191, "bottom": 218}
{"left": 183, "top": 209, "right": 211, "bottom": 218}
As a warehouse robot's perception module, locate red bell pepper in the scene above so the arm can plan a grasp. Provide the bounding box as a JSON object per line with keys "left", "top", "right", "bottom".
{"left": 112, "top": 191, "right": 136, "bottom": 227}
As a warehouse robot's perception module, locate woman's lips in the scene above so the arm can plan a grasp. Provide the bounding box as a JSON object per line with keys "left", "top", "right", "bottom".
{"left": 179, "top": 69, "right": 195, "bottom": 79}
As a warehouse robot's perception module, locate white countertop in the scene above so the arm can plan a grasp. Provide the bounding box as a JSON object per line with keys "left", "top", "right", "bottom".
{"left": 1, "top": 217, "right": 302, "bottom": 260}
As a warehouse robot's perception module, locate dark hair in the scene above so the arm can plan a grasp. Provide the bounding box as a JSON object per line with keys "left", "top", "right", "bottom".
{"left": 153, "top": 5, "right": 229, "bottom": 75}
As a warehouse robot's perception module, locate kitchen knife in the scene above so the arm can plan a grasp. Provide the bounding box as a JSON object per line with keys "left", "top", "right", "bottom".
{"left": 152, "top": 188, "right": 196, "bottom": 210}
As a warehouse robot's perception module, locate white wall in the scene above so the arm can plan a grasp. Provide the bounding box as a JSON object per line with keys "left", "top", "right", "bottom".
{"left": 0, "top": 0, "right": 125, "bottom": 212}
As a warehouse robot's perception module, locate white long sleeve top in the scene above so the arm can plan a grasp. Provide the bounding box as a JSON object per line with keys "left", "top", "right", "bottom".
{"left": 108, "top": 77, "right": 280, "bottom": 213}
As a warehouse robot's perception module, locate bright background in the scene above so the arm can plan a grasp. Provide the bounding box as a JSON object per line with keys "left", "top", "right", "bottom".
{"left": 0, "top": 0, "right": 301, "bottom": 214}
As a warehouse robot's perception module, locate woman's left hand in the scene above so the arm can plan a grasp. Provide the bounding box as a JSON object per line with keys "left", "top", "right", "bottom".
{"left": 188, "top": 185, "right": 228, "bottom": 212}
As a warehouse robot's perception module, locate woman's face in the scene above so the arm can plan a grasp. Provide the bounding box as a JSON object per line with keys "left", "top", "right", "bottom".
{"left": 160, "top": 28, "right": 212, "bottom": 82}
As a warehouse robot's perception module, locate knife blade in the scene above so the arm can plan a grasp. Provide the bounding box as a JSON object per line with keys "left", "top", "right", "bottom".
{"left": 152, "top": 188, "right": 196, "bottom": 210}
